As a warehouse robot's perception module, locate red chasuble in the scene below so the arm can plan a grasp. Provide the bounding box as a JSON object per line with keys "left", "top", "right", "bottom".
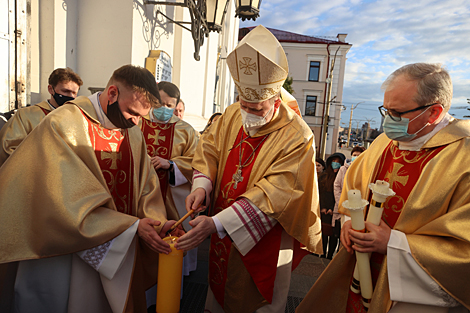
{"left": 82, "top": 111, "right": 135, "bottom": 215}
{"left": 140, "top": 118, "right": 175, "bottom": 202}
{"left": 346, "top": 142, "right": 447, "bottom": 313}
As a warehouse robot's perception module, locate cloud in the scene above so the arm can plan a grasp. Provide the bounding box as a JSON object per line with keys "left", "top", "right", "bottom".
{"left": 240, "top": 0, "right": 470, "bottom": 123}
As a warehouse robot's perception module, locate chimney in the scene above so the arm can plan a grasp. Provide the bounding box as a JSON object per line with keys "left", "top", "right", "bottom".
{"left": 337, "top": 33, "right": 347, "bottom": 43}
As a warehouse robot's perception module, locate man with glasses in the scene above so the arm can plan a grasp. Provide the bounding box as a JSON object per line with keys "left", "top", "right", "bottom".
{"left": 298, "top": 63, "right": 470, "bottom": 312}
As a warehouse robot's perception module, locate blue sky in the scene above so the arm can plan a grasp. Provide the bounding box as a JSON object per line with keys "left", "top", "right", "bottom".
{"left": 240, "top": 0, "right": 470, "bottom": 129}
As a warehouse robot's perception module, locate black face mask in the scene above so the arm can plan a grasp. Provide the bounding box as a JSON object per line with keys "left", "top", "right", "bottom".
{"left": 106, "top": 99, "right": 136, "bottom": 129}
{"left": 53, "top": 90, "right": 75, "bottom": 107}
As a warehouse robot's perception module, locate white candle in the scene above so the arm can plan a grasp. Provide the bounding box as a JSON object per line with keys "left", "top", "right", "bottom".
{"left": 347, "top": 190, "right": 364, "bottom": 208}
{"left": 342, "top": 189, "right": 372, "bottom": 307}
{"left": 367, "top": 181, "right": 395, "bottom": 226}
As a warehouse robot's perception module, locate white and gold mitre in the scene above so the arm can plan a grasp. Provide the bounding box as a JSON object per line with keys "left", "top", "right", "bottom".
{"left": 227, "top": 25, "right": 288, "bottom": 103}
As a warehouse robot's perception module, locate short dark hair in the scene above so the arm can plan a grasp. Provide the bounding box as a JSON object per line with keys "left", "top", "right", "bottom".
{"left": 351, "top": 146, "right": 366, "bottom": 155}
{"left": 108, "top": 65, "right": 160, "bottom": 108}
{"left": 158, "top": 81, "right": 180, "bottom": 105}
{"left": 48, "top": 67, "right": 83, "bottom": 88}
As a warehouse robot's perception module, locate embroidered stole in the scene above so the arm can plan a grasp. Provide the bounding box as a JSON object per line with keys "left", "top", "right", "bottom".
{"left": 140, "top": 118, "right": 176, "bottom": 202}
{"left": 346, "top": 142, "right": 447, "bottom": 313}
{"left": 82, "top": 111, "right": 135, "bottom": 215}
{"left": 210, "top": 127, "right": 286, "bottom": 309}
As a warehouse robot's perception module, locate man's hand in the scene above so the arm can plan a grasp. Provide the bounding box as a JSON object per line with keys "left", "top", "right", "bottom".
{"left": 151, "top": 156, "right": 170, "bottom": 170}
{"left": 327, "top": 209, "right": 333, "bottom": 215}
{"left": 348, "top": 220, "right": 391, "bottom": 255}
{"left": 159, "top": 220, "right": 186, "bottom": 239}
{"left": 175, "top": 216, "right": 216, "bottom": 251}
{"left": 185, "top": 188, "right": 207, "bottom": 218}
{"left": 137, "top": 218, "right": 172, "bottom": 254}
{"left": 340, "top": 220, "right": 354, "bottom": 254}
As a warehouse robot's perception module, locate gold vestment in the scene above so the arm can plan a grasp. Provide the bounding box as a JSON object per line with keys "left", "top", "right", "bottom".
{"left": 297, "top": 120, "right": 470, "bottom": 312}
{"left": 140, "top": 114, "right": 199, "bottom": 218}
{"left": 0, "top": 100, "right": 51, "bottom": 166}
{"left": 0, "top": 96, "right": 177, "bottom": 311}
{"left": 193, "top": 101, "right": 322, "bottom": 311}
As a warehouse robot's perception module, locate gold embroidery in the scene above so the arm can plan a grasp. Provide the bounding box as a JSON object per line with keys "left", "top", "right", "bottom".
{"left": 211, "top": 241, "right": 228, "bottom": 285}
{"left": 148, "top": 129, "right": 166, "bottom": 146}
{"left": 101, "top": 143, "right": 122, "bottom": 170}
{"left": 384, "top": 163, "right": 409, "bottom": 190}
{"left": 239, "top": 57, "right": 257, "bottom": 75}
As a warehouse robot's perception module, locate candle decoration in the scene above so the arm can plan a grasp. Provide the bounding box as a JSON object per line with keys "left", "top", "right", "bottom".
{"left": 342, "top": 189, "right": 372, "bottom": 309}
{"left": 156, "top": 236, "right": 184, "bottom": 313}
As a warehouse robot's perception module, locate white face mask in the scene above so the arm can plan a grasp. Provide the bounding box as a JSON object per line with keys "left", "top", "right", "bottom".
{"left": 240, "top": 105, "right": 274, "bottom": 134}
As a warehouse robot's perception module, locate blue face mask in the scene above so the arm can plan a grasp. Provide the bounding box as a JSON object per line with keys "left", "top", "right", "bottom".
{"left": 153, "top": 106, "right": 174, "bottom": 122}
{"left": 351, "top": 156, "right": 357, "bottom": 162}
{"left": 382, "top": 111, "right": 430, "bottom": 142}
{"left": 331, "top": 161, "right": 341, "bottom": 170}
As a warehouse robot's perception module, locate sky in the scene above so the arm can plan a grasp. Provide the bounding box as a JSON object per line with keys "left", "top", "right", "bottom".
{"left": 240, "top": 0, "right": 470, "bottom": 130}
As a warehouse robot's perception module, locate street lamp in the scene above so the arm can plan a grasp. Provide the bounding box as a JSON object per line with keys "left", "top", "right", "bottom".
{"left": 206, "top": 0, "right": 230, "bottom": 32}
{"left": 234, "top": 0, "right": 262, "bottom": 21}
{"left": 145, "top": 0, "right": 230, "bottom": 61}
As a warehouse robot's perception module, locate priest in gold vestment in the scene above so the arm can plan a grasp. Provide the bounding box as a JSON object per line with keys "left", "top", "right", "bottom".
{"left": 176, "top": 25, "right": 322, "bottom": 313}
{"left": 0, "top": 65, "right": 181, "bottom": 313}
{"left": 139, "top": 81, "right": 199, "bottom": 308}
{"left": 0, "top": 67, "right": 83, "bottom": 166}
{"left": 297, "top": 63, "right": 470, "bottom": 313}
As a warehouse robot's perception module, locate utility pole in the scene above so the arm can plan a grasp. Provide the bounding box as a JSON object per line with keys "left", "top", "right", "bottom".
{"left": 319, "top": 46, "right": 340, "bottom": 160}
{"left": 346, "top": 101, "right": 364, "bottom": 147}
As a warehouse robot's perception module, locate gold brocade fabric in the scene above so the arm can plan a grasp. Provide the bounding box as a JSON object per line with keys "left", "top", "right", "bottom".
{"left": 140, "top": 114, "right": 198, "bottom": 219}
{"left": 0, "top": 96, "right": 176, "bottom": 267}
{"left": 193, "top": 101, "right": 322, "bottom": 254}
{"left": 0, "top": 101, "right": 51, "bottom": 166}
{"left": 297, "top": 119, "right": 470, "bottom": 312}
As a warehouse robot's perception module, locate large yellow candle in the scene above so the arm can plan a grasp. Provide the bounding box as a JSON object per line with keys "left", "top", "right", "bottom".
{"left": 156, "top": 236, "right": 184, "bottom": 313}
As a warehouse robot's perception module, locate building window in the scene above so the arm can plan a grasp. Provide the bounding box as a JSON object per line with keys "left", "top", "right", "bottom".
{"left": 308, "top": 61, "right": 320, "bottom": 82}
{"left": 305, "top": 96, "right": 317, "bottom": 116}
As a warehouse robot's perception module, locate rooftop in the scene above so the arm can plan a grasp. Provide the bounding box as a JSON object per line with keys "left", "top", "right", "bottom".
{"left": 239, "top": 26, "right": 350, "bottom": 45}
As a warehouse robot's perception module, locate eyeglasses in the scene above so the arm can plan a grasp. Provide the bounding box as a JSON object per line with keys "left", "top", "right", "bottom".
{"left": 378, "top": 103, "right": 438, "bottom": 121}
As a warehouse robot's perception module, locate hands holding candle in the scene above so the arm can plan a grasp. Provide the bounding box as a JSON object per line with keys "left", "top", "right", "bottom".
{"left": 137, "top": 218, "right": 185, "bottom": 254}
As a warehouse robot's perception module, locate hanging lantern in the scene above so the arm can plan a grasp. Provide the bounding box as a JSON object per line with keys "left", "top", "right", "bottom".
{"left": 234, "top": 0, "right": 261, "bottom": 21}
{"left": 206, "top": 0, "right": 230, "bottom": 32}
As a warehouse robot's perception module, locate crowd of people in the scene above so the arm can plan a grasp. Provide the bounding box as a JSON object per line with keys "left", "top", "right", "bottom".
{"left": 0, "top": 24, "right": 469, "bottom": 313}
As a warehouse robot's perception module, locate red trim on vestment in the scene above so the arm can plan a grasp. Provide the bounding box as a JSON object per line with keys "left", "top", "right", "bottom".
{"left": 140, "top": 118, "right": 175, "bottom": 202}
{"left": 81, "top": 110, "right": 135, "bottom": 215}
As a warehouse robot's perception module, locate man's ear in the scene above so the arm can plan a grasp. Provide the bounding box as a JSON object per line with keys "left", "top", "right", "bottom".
{"left": 47, "top": 85, "right": 54, "bottom": 96}
{"left": 107, "top": 85, "right": 119, "bottom": 103}
{"left": 429, "top": 105, "right": 444, "bottom": 124}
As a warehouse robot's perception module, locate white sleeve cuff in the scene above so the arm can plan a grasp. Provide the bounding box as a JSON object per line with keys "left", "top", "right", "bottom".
{"left": 387, "top": 230, "right": 460, "bottom": 307}
{"left": 191, "top": 172, "right": 213, "bottom": 207}
{"left": 170, "top": 162, "right": 188, "bottom": 187}
{"left": 211, "top": 216, "right": 227, "bottom": 239}
{"left": 216, "top": 198, "right": 277, "bottom": 256}
{"left": 77, "top": 220, "right": 139, "bottom": 280}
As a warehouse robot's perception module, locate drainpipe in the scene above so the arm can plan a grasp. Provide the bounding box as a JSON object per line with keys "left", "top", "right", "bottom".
{"left": 319, "top": 43, "right": 331, "bottom": 159}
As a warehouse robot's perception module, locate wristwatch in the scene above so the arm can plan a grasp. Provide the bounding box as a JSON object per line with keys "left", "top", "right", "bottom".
{"left": 168, "top": 160, "right": 174, "bottom": 171}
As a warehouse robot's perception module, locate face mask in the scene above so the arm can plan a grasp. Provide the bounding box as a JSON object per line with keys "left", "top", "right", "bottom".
{"left": 351, "top": 156, "right": 357, "bottom": 162}
{"left": 240, "top": 104, "right": 274, "bottom": 133}
{"left": 153, "top": 106, "right": 174, "bottom": 122}
{"left": 382, "top": 107, "right": 431, "bottom": 142}
{"left": 331, "top": 161, "right": 341, "bottom": 170}
{"left": 53, "top": 89, "right": 75, "bottom": 107}
{"left": 106, "top": 100, "right": 136, "bottom": 129}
